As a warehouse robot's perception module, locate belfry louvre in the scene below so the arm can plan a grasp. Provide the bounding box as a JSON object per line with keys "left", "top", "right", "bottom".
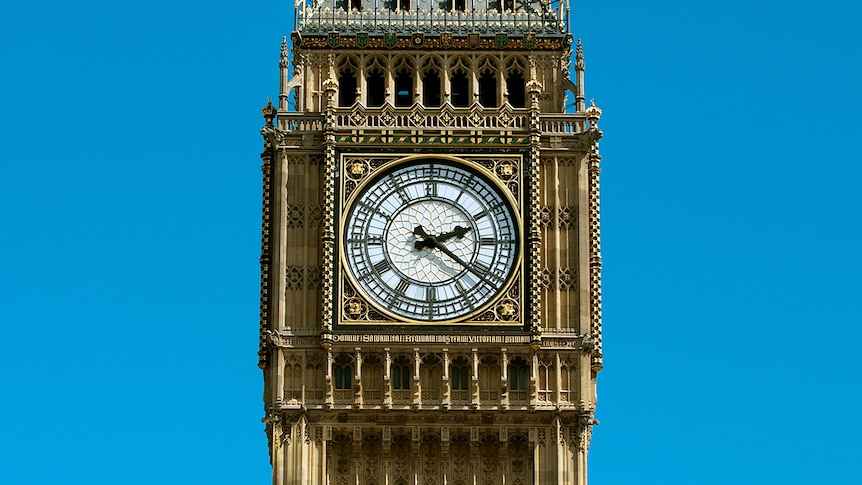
{"left": 258, "top": 1, "right": 604, "bottom": 483}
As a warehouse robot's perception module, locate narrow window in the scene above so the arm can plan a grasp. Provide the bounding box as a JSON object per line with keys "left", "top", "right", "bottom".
{"left": 454, "top": 0, "right": 465, "bottom": 11}
{"left": 398, "top": 0, "right": 410, "bottom": 11}
{"left": 451, "top": 364, "right": 469, "bottom": 390}
{"left": 366, "top": 68, "right": 385, "bottom": 107}
{"left": 338, "top": 69, "right": 357, "bottom": 107}
{"left": 509, "top": 359, "right": 528, "bottom": 391}
{"left": 395, "top": 68, "right": 413, "bottom": 107}
{"left": 422, "top": 70, "right": 441, "bottom": 107}
{"left": 506, "top": 70, "right": 526, "bottom": 108}
{"left": 351, "top": 0, "right": 361, "bottom": 9}
{"left": 503, "top": 0, "right": 515, "bottom": 10}
{"left": 478, "top": 69, "right": 497, "bottom": 108}
{"left": 393, "top": 364, "right": 410, "bottom": 390}
{"left": 335, "top": 364, "right": 352, "bottom": 390}
{"left": 450, "top": 69, "right": 469, "bottom": 107}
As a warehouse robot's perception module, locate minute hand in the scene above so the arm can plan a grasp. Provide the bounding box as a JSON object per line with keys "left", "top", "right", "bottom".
{"left": 432, "top": 241, "right": 498, "bottom": 288}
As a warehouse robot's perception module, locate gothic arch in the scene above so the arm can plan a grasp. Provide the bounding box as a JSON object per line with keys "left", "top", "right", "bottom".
{"left": 306, "top": 353, "right": 325, "bottom": 403}
{"left": 391, "top": 56, "right": 416, "bottom": 107}
{"left": 362, "top": 433, "right": 383, "bottom": 484}
{"left": 332, "top": 353, "right": 355, "bottom": 403}
{"left": 284, "top": 354, "right": 303, "bottom": 402}
{"left": 478, "top": 354, "right": 501, "bottom": 403}
{"left": 391, "top": 353, "right": 412, "bottom": 403}
{"left": 364, "top": 56, "right": 388, "bottom": 107}
{"left": 447, "top": 56, "right": 472, "bottom": 107}
{"left": 420, "top": 433, "right": 441, "bottom": 485}
{"left": 391, "top": 433, "right": 413, "bottom": 484}
{"left": 449, "top": 354, "right": 471, "bottom": 403}
{"left": 361, "top": 353, "right": 384, "bottom": 404}
{"left": 420, "top": 353, "right": 442, "bottom": 403}
{"left": 331, "top": 433, "right": 353, "bottom": 485}
{"left": 336, "top": 55, "right": 359, "bottom": 107}
{"left": 504, "top": 55, "right": 528, "bottom": 108}
{"left": 450, "top": 434, "right": 471, "bottom": 483}
{"left": 475, "top": 56, "right": 500, "bottom": 108}
{"left": 419, "top": 55, "right": 443, "bottom": 107}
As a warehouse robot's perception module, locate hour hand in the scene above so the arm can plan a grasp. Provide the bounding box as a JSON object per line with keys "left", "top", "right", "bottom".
{"left": 413, "top": 225, "right": 438, "bottom": 250}
{"left": 436, "top": 225, "right": 471, "bottom": 243}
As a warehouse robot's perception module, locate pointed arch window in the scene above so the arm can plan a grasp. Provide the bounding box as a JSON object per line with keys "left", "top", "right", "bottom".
{"left": 508, "top": 356, "right": 529, "bottom": 402}
{"left": 333, "top": 353, "right": 354, "bottom": 403}
{"left": 420, "top": 354, "right": 442, "bottom": 402}
{"left": 506, "top": 70, "right": 526, "bottom": 108}
{"left": 478, "top": 69, "right": 497, "bottom": 108}
{"left": 307, "top": 357, "right": 325, "bottom": 402}
{"left": 422, "top": 69, "right": 441, "bottom": 107}
{"left": 334, "top": 356, "right": 353, "bottom": 390}
{"left": 391, "top": 354, "right": 411, "bottom": 402}
{"left": 450, "top": 69, "right": 469, "bottom": 107}
{"left": 537, "top": 359, "right": 555, "bottom": 403}
{"left": 338, "top": 69, "right": 357, "bottom": 107}
{"left": 362, "top": 354, "right": 384, "bottom": 403}
{"left": 284, "top": 356, "right": 302, "bottom": 402}
{"left": 366, "top": 68, "right": 385, "bottom": 107}
{"left": 450, "top": 356, "right": 470, "bottom": 402}
{"left": 394, "top": 68, "right": 414, "bottom": 107}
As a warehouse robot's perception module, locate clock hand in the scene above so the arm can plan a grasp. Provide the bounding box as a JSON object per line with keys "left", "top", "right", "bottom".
{"left": 436, "top": 225, "right": 471, "bottom": 243}
{"left": 414, "top": 224, "right": 471, "bottom": 250}
{"left": 431, "top": 239, "right": 498, "bottom": 289}
{"left": 413, "top": 225, "right": 435, "bottom": 250}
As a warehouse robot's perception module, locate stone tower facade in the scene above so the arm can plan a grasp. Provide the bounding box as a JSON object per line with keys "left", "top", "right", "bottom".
{"left": 259, "top": 1, "right": 603, "bottom": 484}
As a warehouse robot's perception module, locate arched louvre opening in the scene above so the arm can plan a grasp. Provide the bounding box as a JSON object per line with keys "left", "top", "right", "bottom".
{"left": 506, "top": 70, "right": 526, "bottom": 108}
{"left": 422, "top": 69, "right": 441, "bottom": 107}
{"left": 478, "top": 69, "right": 497, "bottom": 108}
{"left": 394, "top": 68, "right": 413, "bottom": 107}
{"left": 450, "top": 69, "right": 469, "bottom": 107}
{"left": 338, "top": 69, "right": 357, "bottom": 107}
{"left": 366, "top": 68, "right": 385, "bottom": 107}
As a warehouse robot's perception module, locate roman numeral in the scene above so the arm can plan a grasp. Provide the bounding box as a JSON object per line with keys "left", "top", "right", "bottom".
{"left": 373, "top": 259, "right": 390, "bottom": 275}
{"left": 394, "top": 278, "right": 410, "bottom": 296}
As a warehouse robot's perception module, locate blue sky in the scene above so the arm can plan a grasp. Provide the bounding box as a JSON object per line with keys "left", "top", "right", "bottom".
{"left": 1, "top": 1, "right": 860, "bottom": 483}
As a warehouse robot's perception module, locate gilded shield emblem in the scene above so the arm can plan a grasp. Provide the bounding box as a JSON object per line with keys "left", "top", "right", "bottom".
{"left": 523, "top": 32, "right": 536, "bottom": 49}
{"left": 356, "top": 32, "right": 368, "bottom": 47}
{"left": 467, "top": 33, "right": 480, "bottom": 48}
{"left": 440, "top": 32, "right": 452, "bottom": 47}
{"left": 412, "top": 32, "right": 424, "bottom": 47}
{"left": 384, "top": 32, "right": 397, "bottom": 48}
{"left": 495, "top": 32, "right": 508, "bottom": 49}
{"left": 328, "top": 31, "right": 340, "bottom": 48}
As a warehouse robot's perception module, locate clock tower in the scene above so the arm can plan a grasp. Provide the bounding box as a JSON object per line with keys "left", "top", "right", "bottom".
{"left": 259, "top": 1, "right": 603, "bottom": 483}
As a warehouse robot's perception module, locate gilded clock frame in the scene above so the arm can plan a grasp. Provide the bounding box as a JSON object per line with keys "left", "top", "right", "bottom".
{"left": 336, "top": 153, "right": 525, "bottom": 328}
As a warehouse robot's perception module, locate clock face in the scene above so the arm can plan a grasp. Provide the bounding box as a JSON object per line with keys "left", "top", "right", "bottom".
{"left": 342, "top": 160, "right": 519, "bottom": 322}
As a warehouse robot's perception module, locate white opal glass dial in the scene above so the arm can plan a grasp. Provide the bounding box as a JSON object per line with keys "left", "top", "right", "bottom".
{"left": 343, "top": 160, "right": 519, "bottom": 322}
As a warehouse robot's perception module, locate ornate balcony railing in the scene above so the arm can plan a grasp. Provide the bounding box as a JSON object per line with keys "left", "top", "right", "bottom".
{"left": 297, "top": 3, "right": 570, "bottom": 35}
{"left": 277, "top": 109, "right": 586, "bottom": 134}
